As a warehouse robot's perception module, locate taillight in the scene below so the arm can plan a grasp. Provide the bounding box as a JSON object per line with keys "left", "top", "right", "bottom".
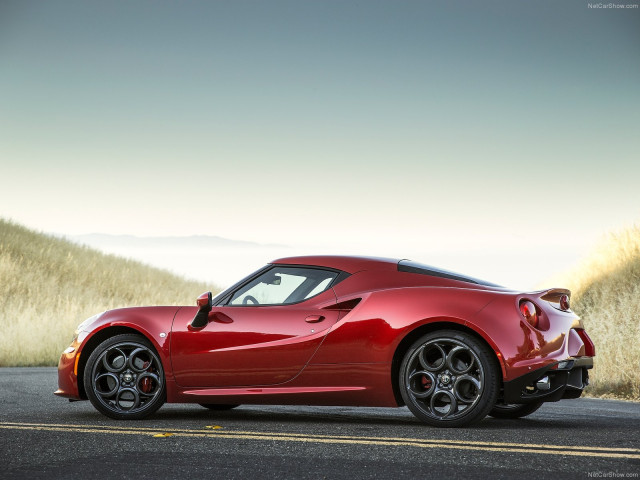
{"left": 559, "top": 294, "right": 570, "bottom": 311}
{"left": 519, "top": 300, "right": 539, "bottom": 328}
{"left": 576, "top": 329, "right": 596, "bottom": 356}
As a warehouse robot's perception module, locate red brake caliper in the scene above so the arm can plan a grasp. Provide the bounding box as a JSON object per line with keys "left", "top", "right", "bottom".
{"left": 140, "top": 361, "right": 152, "bottom": 393}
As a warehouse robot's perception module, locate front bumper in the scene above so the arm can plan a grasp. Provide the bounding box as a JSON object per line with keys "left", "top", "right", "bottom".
{"left": 54, "top": 336, "right": 83, "bottom": 400}
{"left": 502, "top": 357, "right": 593, "bottom": 404}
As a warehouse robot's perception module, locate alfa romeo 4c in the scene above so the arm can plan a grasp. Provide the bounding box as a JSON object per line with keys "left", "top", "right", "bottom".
{"left": 56, "top": 256, "right": 595, "bottom": 427}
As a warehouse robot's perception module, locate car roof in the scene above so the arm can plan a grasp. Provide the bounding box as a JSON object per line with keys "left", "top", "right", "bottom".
{"left": 270, "top": 255, "right": 400, "bottom": 274}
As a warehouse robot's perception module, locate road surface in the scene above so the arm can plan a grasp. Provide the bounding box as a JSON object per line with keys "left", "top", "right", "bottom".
{"left": 1, "top": 368, "right": 639, "bottom": 479}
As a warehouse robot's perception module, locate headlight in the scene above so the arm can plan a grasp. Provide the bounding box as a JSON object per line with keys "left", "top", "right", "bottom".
{"left": 75, "top": 312, "right": 104, "bottom": 334}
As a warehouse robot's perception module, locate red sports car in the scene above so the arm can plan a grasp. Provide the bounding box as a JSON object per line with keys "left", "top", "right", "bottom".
{"left": 55, "top": 256, "right": 595, "bottom": 427}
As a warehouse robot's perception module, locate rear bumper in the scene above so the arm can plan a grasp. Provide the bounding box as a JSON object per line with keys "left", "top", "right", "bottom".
{"left": 502, "top": 357, "right": 593, "bottom": 404}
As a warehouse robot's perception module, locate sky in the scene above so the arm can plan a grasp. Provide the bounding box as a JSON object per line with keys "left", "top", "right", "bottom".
{"left": 1, "top": 0, "right": 639, "bottom": 289}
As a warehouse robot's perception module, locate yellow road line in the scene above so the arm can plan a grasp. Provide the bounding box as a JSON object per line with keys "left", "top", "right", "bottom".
{"left": 2, "top": 421, "right": 638, "bottom": 453}
{"left": 0, "top": 422, "right": 637, "bottom": 460}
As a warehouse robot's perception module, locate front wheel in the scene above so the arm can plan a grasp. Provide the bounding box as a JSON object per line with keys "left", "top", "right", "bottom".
{"left": 488, "top": 401, "right": 544, "bottom": 419}
{"left": 399, "top": 330, "right": 499, "bottom": 427}
{"left": 84, "top": 334, "right": 166, "bottom": 420}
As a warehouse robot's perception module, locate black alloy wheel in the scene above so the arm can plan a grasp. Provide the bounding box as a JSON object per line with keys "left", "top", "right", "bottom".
{"left": 84, "top": 334, "right": 166, "bottom": 420}
{"left": 399, "top": 330, "right": 499, "bottom": 427}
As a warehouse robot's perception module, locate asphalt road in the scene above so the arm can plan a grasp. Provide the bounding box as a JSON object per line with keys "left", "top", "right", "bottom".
{"left": 1, "top": 368, "right": 639, "bottom": 480}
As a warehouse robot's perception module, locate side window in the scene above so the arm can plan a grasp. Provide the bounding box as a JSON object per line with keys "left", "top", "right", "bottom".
{"left": 229, "top": 267, "right": 338, "bottom": 306}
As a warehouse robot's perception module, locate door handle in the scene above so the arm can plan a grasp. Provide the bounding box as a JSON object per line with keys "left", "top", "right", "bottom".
{"left": 305, "top": 315, "right": 325, "bottom": 323}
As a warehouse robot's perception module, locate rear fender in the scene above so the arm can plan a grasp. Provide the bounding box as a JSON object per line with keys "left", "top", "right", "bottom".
{"left": 311, "top": 287, "right": 504, "bottom": 365}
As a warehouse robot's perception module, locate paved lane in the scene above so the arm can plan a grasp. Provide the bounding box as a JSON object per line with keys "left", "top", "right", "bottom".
{"left": 1, "top": 368, "right": 639, "bottom": 479}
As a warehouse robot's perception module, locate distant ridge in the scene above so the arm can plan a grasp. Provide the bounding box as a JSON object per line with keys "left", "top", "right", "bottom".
{"left": 70, "top": 233, "right": 288, "bottom": 250}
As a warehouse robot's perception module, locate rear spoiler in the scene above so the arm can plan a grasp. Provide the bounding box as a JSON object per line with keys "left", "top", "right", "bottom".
{"left": 539, "top": 288, "right": 572, "bottom": 311}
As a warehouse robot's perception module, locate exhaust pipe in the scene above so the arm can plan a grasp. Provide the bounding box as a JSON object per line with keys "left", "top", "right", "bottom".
{"left": 536, "top": 376, "right": 551, "bottom": 391}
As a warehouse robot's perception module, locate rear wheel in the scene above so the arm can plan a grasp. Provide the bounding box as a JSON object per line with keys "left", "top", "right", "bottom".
{"left": 399, "top": 330, "right": 499, "bottom": 427}
{"left": 84, "top": 334, "right": 166, "bottom": 420}
{"left": 199, "top": 404, "right": 240, "bottom": 411}
{"left": 488, "top": 401, "right": 544, "bottom": 419}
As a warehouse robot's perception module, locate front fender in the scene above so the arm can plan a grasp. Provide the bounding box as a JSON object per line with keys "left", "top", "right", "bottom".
{"left": 78, "top": 306, "right": 180, "bottom": 375}
{"left": 56, "top": 306, "right": 181, "bottom": 400}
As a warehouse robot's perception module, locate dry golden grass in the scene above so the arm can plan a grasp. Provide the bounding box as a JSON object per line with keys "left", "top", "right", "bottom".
{"left": 540, "top": 224, "right": 640, "bottom": 400}
{"left": 3, "top": 219, "right": 638, "bottom": 401}
{"left": 0, "top": 219, "right": 214, "bottom": 366}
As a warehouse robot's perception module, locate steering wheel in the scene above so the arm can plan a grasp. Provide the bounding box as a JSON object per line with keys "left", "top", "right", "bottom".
{"left": 243, "top": 295, "right": 259, "bottom": 305}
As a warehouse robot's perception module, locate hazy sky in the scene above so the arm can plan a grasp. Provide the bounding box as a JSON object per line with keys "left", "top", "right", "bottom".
{"left": 1, "top": 1, "right": 639, "bottom": 288}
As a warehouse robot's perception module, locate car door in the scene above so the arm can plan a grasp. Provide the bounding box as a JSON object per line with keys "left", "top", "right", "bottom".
{"left": 170, "top": 266, "right": 341, "bottom": 388}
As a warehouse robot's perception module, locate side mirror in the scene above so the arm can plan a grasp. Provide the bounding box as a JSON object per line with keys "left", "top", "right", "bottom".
{"left": 190, "top": 291, "right": 212, "bottom": 329}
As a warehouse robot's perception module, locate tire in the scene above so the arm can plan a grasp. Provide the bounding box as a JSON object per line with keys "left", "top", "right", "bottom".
{"left": 84, "top": 333, "right": 166, "bottom": 420}
{"left": 199, "top": 404, "right": 240, "bottom": 411}
{"left": 398, "top": 330, "right": 499, "bottom": 427}
{"left": 488, "top": 401, "right": 544, "bottom": 419}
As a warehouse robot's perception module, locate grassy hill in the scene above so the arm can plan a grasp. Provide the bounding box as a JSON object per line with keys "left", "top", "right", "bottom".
{"left": 2, "top": 219, "right": 638, "bottom": 401}
{"left": 0, "top": 219, "right": 213, "bottom": 366}
{"left": 541, "top": 224, "right": 640, "bottom": 400}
